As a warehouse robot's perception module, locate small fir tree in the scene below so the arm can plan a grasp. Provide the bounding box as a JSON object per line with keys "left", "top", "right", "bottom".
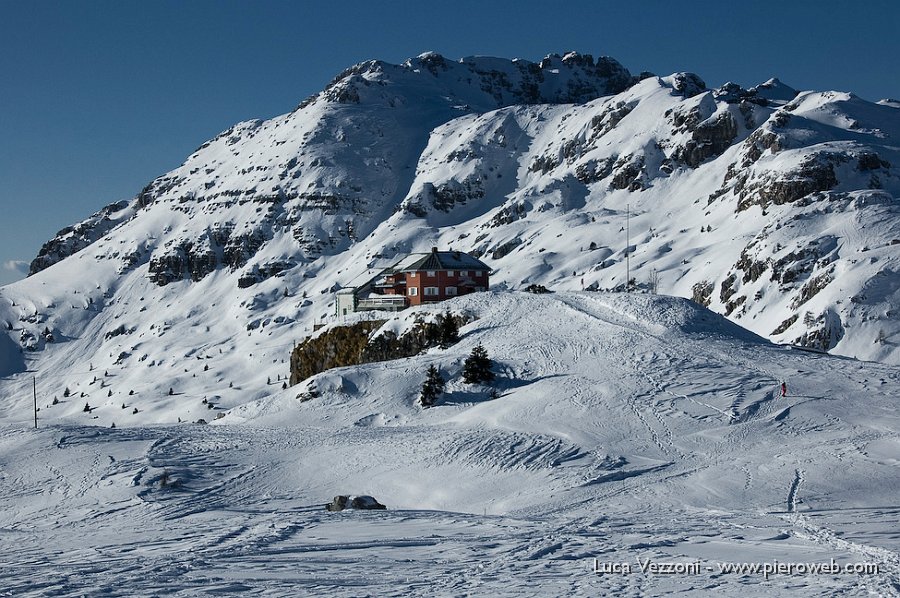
{"left": 419, "top": 365, "right": 445, "bottom": 408}
{"left": 438, "top": 312, "right": 459, "bottom": 348}
{"left": 462, "top": 344, "right": 495, "bottom": 384}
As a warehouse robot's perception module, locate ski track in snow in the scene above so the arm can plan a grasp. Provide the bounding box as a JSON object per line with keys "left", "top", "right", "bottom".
{"left": 787, "top": 468, "right": 803, "bottom": 513}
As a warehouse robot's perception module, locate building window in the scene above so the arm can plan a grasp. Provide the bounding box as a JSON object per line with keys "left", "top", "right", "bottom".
{"left": 461, "top": 271, "right": 469, "bottom": 277}
{"left": 408, "top": 287, "right": 418, "bottom": 296}
{"left": 409, "top": 272, "right": 416, "bottom": 278}
{"left": 424, "top": 287, "right": 439, "bottom": 296}
{"left": 426, "top": 270, "right": 436, "bottom": 277}
{"left": 475, "top": 271, "right": 483, "bottom": 277}
{"left": 445, "top": 286, "right": 457, "bottom": 296}
{"left": 447, "top": 270, "right": 455, "bottom": 277}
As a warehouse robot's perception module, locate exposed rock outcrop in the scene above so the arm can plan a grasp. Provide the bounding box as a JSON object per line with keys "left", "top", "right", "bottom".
{"left": 148, "top": 226, "right": 269, "bottom": 286}
{"left": 671, "top": 111, "right": 738, "bottom": 168}
{"left": 671, "top": 73, "right": 707, "bottom": 98}
{"left": 289, "top": 312, "right": 470, "bottom": 385}
{"left": 735, "top": 153, "right": 841, "bottom": 212}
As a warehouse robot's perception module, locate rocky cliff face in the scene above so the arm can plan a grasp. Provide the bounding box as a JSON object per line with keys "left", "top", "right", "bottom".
{"left": 2, "top": 52, "right": 900, "bottom": 422}
{"left": 30, "top": 200, "right": 137, "bottom": 275}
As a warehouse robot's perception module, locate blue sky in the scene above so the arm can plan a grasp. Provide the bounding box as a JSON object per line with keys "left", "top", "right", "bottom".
{"left": 1, "top": 0, "right": 898, "bottom": 286}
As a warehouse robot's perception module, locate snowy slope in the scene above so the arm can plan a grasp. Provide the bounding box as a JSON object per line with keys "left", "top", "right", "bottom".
{"left": 0, "top": 292, "right": 898, "bottom": 596}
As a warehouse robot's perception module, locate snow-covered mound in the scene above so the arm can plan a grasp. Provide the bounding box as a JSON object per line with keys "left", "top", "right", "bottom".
{"left": 225, "top": 290, "right": 898, "bottom": 514}
{"left": 1, "top": 291, "right": 898, "bottom": 595}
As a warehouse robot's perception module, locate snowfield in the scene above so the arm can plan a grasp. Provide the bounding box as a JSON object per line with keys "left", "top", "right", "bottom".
{"left": 1, "top": 291, "right": 898, "bottom": 596}
{"left": 2, "top": 51, "right": 900, "bottom": 595}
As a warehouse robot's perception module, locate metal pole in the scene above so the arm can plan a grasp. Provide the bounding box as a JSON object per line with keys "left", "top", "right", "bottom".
{"left": 626, "top": 204, "right": 630, "bottom": 292}
{"left": 33, "top": 376, "right": 37, "bottom": 429}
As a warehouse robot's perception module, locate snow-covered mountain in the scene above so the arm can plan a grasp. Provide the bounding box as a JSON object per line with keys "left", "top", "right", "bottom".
{"left": 1, "top": 51, "right": 899, "bottom": 416}
{"left": 3, "top": 52, "right": 899, "bottom": 595}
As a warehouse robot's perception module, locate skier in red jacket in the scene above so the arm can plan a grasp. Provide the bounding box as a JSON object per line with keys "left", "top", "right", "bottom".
{"left": 780, "top": 381, "right": 787, "bottom": 397}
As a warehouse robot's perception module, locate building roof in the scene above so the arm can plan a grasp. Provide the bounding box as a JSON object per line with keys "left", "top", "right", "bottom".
{"left": 394, "top": 248, "right": 491, "bottom": 273}
{"left": 337, "top": 249, "right": 491, "bottom": 294}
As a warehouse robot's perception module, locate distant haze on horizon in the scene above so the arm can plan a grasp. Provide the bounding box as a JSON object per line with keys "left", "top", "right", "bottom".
{"left": 2, "top": 0, "right": 897, "bottom": 286}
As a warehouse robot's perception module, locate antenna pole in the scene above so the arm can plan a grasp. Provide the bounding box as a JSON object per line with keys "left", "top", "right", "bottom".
{"left": 626, "top": 204, "right": 630, "bottom": 292}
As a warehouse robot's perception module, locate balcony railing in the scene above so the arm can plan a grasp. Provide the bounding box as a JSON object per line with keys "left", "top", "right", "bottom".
{"left": 357, "top": 295, "right": 408, "bottom": 311}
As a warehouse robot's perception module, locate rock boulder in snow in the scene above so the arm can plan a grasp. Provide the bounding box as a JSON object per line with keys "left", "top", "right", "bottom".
{"left": 325, "top": 495, "right": 387, "bottom": 511}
